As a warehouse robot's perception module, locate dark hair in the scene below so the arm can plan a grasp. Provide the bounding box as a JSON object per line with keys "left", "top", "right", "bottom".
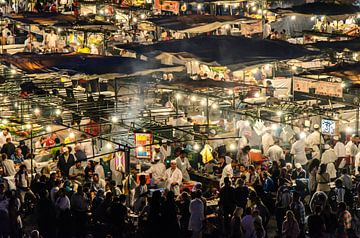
{"left": 338, "top": 202, "right": 347, "bottom": 211}
{"left": 318, "top": 164, "right": 327, "bottom": 174}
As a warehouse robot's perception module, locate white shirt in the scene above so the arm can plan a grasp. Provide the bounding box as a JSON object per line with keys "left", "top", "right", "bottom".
{"left": 2, "top": 159, "right": 16, "bottom": 176}
{"left": 46, "top": 33, "right": 58, "bottom": 48}
{"left": 175, "top": 157, "right": 191, "bottom": 181}
{"left": 262, "top": 132, "right": 274, "bottom": 156}
{"left": 160, "top": 145, "right": 171, "bottom": 158}
{"left": 321, "top": 148, "right": 337, "bottom": 164}
{"left": 290, "top": 140, "right": 307, "bottom": 165}
{"left": 220, "top": 164, "right": 233, "bottom": 187}
{"left": 80, "top": 140, "right": 94, "bottom": 157}
{"left": 326, "top": 163, "right": 337, "bottom": 180}
{"left": 146, "top": 162, "right": 166, "bottom": 185}
{"left": 0, "top": 132, "right": 11, "bottom": 147}
{"left": 306, "top": 130, "right": 324, "bottom": 147}
{"left": 334, "top": 141, "right": 346, "bottom": 158}
{"left": 163, "top": 167, "right": 183, "bottom": 195}
{"left": 345, "top": 141, "right": 358, "bottom": 157}
{"left": 95, "top": 164, "right": 105, "bottom": 180}
{"left": 355, "top": 152, "right": 360, "bottom": 175}
{"left": 267, "top": 144, "right": 284, "bottom": 162}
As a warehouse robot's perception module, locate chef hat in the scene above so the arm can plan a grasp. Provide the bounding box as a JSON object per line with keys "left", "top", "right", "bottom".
{"left": 313, "top": 124, "right": 320, "bottom": 129}
{"left": 295, "top": 163, "right": 302, "bottom": 169}
{"left": 324, "top": 144, "right": 330, "bottom": 150}
{"left": 333, "top": 135, "right": 339, "bottom": 141}
{"left": 154, "top": 144, "right": 161, "bottom": 149}
{"left": 209, "top": 129, "right": 216, "bottom": 135}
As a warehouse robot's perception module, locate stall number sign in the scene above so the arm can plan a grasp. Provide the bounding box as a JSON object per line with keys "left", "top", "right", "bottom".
{"left": 135, "top": 133, "right": 152, "bottom": 159}
{"left": 321, "top": 119, "right": 336, "bottom": 135}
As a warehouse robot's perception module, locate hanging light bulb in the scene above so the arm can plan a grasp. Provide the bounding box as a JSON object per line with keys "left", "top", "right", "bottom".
{"left": 193, "top": 144, "right": 200, "bottom": 151}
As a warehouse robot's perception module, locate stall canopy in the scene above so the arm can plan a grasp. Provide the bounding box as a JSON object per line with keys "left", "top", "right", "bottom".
{"left": 270, "top": 2, "right": 360, "bottom": 20}
{"left": 7, "top": 12, "right": 116, "bottom": 31}
{"left": 146, "top": 15, "right": 258, "bottom": 33}
{"left": 0, "top": 52, "right": 183, "bottom": 75}
{"left": 117, "top": 35, "right": 317, "bottom": 69}
{"left": 303, "top": 62, "right": 360, "bottom": 85}
{"left": 310, "top": 37, "right": 360, "bottom": 52}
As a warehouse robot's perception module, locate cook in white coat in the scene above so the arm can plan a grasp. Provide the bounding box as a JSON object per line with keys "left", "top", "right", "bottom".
{"left": 162, "top": 160, "right": 183, "bottom": 195}
{"left": 355, "top": 151, "right": 360, "bottom": 175}
{"left": 160, "top": 139, "right": 172, "bottom": 160}
{"left": 334, "top": 135, "right": 346, "bottom": 160}
{"left": 146, "top": 157, "right": 166, "bottom": 187}
{"left": 262, "top": 128, "right": 274, "bottom": 156}
{"left": 321, "top": 144, "right": 337, "bottom": 180}
{"left": 175, "top": 150, "right": 192, "bottom": 181}
{"left": 220, "top": 159, "right": 237, "bottom": 187}
{"left": 188, "top": 190, "right": 205, "bottom": 238}
{"left": 290, "top": 135, "right": 308, "bottom": 166}
{"left": 94, "top": 157, "right": 105, "bottom": 180}
{"left": 267, "top": 140, "right": 285, "bottom": 163}
{"left": 305, "top": 124, "right": 324, "bottom": 147}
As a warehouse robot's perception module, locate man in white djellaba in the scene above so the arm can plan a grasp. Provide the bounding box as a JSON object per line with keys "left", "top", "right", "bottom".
{"left": 162, "top": 160, "right": 183, "bottom": 196}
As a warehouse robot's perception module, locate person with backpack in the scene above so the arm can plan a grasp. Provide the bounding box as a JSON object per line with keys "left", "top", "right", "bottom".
{"left": 275, "top": 178, "right": 291, "bottom": 235}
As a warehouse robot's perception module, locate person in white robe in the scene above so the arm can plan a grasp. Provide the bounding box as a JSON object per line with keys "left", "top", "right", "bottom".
{"left": 162, "top": 160, "right": 183, "bottom": 195}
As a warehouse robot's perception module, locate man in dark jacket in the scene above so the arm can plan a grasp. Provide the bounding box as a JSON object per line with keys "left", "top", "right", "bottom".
{"left": 1, "top": 138, "right": 15, "bottom": 159}
{"left": 57, "top": 146, "right": 75, "bottom": 177}
{"left": 74, "top": 144, "right": 87, "bottom": 162}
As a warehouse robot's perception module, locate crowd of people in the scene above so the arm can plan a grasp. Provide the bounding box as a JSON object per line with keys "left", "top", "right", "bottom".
{"left": 0, "top": 120, "right": 360, "bottom": 238}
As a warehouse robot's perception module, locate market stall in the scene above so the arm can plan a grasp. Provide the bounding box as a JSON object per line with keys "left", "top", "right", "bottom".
{"left": 270, "top": 2, "right": 360, "bottom": 42}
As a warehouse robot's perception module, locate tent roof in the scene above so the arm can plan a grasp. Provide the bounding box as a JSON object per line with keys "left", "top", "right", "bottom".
{"left": 146, "top": 15, "right": 255, "bottom": 31}
{"left": 309, "top": 37, "right": 360, "bottom": 52}
{"left": 7, "top": 12, "right": 115, "bottom": 30}
{"left": 302, "top": 62, "right": 360, "bottom": 84}
{"left": 270, "top": 2, "right": 360, "bottom": 16}
{"left": 0, "top": 52, "right": 183, "bottom": 76}
{"left": 117, "top": 35, "right": 317, "bottom": 68}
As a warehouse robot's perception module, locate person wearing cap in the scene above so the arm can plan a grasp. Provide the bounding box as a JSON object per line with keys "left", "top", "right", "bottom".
{"left": 267, "top": 139, "right": 285, "bottom": 163}
{"left": 291, "top": 163, "right": 306, "bottom": 180}
{"left": 160, "top": 140, "right": 172, "bottom": 161}
{"left": 354, "top": 149, "right": 360, "bottom": 175}
{"left": 0, "top": 128, "right": 11, "bottom": 148}
{"left": 57, "top": 146, "right": 75, "bottom": 177}
{"left": 145, "top": 155, "right": 166, "bottom": 187}
{"left": 290, "top": 134, "right": 307, "bottom": 166}
{"left": 162, "top": 160, "right": 182, "bottom": 196}
{"left": 305, "top": 124, "right": 324, "bottom": 148}
{"left": 334, "top": 135, "right": 346, "bottom": 165}
{"left": 152, "top": 144, "right": 163, "bottom": 163}
{"left": 321, "top": 144, "right": 337, "bottom": 181}
{"left": 175, "top": 150, "right": 192, "bottom": 181}
{"left": 345, "top": 135, "right": 359, "bottom": 169}
{"left": 94, "top": 157, "right": 105, "bottom": 180}
{"left": 262, "top": 127, "right": 274, "bottom": 156}
{"left": 220, "top": 159, "right": 238, "bottom": 187}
